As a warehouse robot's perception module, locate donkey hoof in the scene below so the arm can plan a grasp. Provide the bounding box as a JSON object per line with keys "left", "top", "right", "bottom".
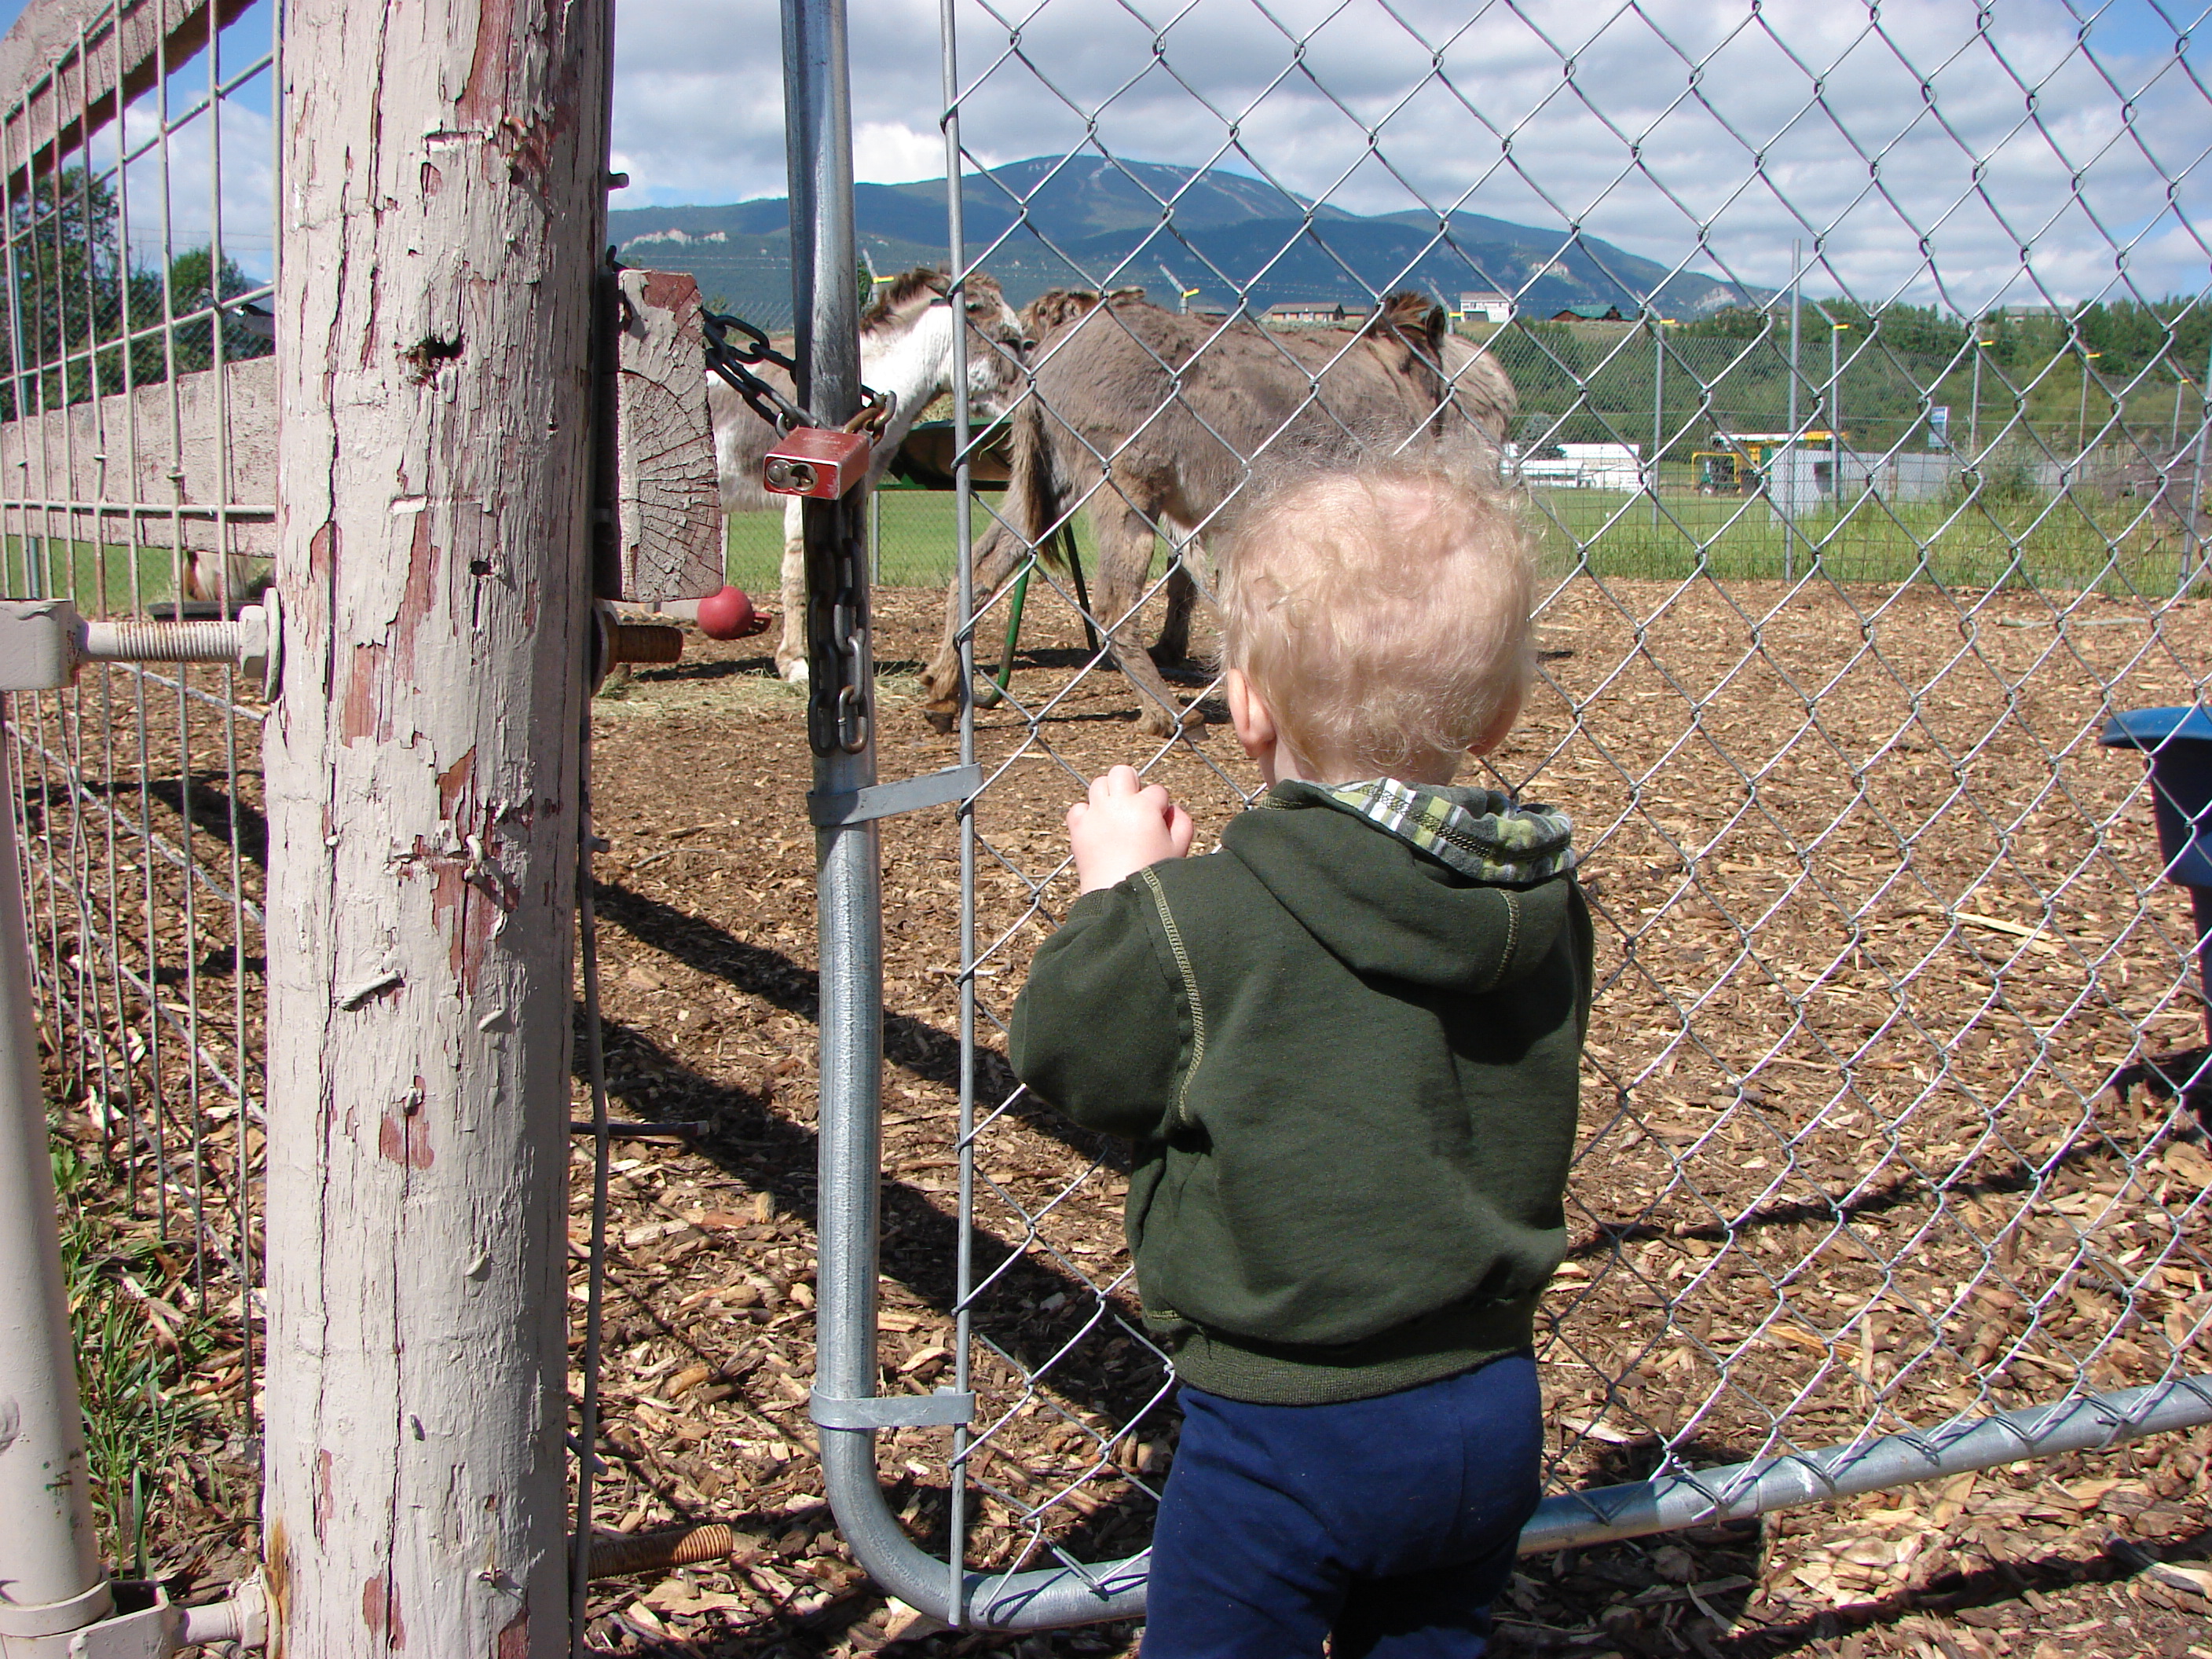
{"left": 779, "top": 658, "right": 809, "bottom": 688}
{"left": 1139, "top": 704, "right": 1205, "bottom": 739}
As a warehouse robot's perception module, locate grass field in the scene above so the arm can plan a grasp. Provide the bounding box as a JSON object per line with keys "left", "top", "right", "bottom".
{"left": 3, "top": 537, "right": 196, "bottom": 608}
{"left": 726, "top": 479, "right": 2200, "bottom": 602}
{"left": 9, "top": 476, "right": 2188, "bottom": 615}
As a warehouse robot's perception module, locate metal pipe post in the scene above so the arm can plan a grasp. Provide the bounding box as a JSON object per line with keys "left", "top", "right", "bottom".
{"left": 1650, "top": 315, "right": 1663, "bottom": 529}
{"left": 794, "top": 5, "right": 1152, "bottom": 1629}
{"left": 1969, "top": 335, "right": 1983, "bottom": 464}
{"left": 784, "top": 0, "right": 895, "bottom": 1617}
{"left": 0, "top": 727, "right": 111, "bottom": 1650}
{"left": 1830, "top": 319, "right": 1844, "bottom": 518}
{"left": 2184, "top": 339, "right": 2210, "bottom": 589}
{"left": 1784, "top": 240, "right": 1802, "bottom": 580}
{"left": 939, "top": 7, "right": 979, "bottom": 1619}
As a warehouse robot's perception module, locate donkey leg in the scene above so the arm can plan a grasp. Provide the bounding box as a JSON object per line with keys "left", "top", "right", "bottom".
{"left": 1148, "top": 556, "right": 1199, "bottom": 668}
{"left": 775, "top": 499, "right": 808, "bottom": 683}
{"left": 921, "top": 521, "right": 1027, "bottom": 732}
{"left": 1097, "top": 510, "right": 1199, "bottom": 738}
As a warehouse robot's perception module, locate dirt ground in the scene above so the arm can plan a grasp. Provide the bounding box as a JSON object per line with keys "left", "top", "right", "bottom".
{"left": 557, "top": 574, "right": 2211, "bottom": 1656}
{"left": 27, "top": 570, "right": 2211, "bottom": 1656}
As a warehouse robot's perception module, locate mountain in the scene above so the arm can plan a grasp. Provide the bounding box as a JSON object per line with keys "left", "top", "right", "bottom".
{"left": 608, "top": 156, "right": 1759, "bottom": 330}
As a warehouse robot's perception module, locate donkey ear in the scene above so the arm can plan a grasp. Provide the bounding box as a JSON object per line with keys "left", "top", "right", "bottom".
{"left": 1421, "top": 301, "right": 1446, "bottom": 358}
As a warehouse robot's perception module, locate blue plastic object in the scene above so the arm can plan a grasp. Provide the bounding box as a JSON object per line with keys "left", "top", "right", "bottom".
{"left": 2100, "top": 705, "right": 2212, "bottom": 1068}
{"left": 2097, "top": 706, "right": 2212, "bottom": 888}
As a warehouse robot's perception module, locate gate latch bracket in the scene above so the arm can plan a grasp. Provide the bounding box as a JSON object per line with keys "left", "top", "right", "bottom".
{"left": 808, "top": 764, "right": 982, "bottom": 827}
{"left": 810, "top": 1386, "right": 975, "bottom": 1430}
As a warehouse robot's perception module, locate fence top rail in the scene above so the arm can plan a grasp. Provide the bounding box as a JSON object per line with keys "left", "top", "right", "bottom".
{"left": 0, "top": 0, "right": 255, "bottom": 202}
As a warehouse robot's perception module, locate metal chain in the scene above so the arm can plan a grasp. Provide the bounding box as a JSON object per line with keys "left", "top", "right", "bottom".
{"left": 701, "top": 309, "right": 898, "bottom": 441}
{"left": 805, "top": 498, "right": 872, "bottom": 757}
{"left": 701, "top": 309, "right": 811, "bottom": 432}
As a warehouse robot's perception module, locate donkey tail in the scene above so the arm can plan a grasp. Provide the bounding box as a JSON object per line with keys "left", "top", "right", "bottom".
{"left": 1005, "top": 388, "right": 1074, "bottom": 569}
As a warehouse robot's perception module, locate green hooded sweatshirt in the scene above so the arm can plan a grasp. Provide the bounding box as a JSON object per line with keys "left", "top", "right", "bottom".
{"left": 1009, "top": 778, "right": 1592, "bottom": 1406}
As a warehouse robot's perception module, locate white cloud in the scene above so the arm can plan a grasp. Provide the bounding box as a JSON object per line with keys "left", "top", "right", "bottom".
{"left": 613, "top": 0, "right": 2211, "bottom": 309}
{"left": 852, "top": 120, "right": 949, "bottom": 186}
{"left": 80, "top": 74, "right": 278, "bottom": 288}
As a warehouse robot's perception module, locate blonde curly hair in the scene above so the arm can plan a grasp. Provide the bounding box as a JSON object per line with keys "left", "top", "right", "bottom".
{"left": 1214, "top": 456, "right": 1533, "bottom": 782}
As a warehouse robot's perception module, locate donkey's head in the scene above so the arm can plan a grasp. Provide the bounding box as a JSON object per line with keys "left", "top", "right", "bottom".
{"left": 862, "top": 266, "right": 1027, "bottom": 414}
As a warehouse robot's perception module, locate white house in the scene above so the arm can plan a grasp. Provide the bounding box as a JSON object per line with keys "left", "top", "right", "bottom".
{"left": 1509, "top": 441, "right": 1644, "bottom": 492}
{"left": 1459, "top": 290, "right": 1515, "bottom": 324}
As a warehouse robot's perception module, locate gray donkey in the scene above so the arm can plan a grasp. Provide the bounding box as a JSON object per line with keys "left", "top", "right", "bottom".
{"left": 920, "top": 291, "right": 1517, "bottom": 737}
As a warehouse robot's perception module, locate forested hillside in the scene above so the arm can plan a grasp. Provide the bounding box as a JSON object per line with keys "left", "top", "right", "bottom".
{"left": 1489, "top": 299, "right": 2209, "bottom": 461}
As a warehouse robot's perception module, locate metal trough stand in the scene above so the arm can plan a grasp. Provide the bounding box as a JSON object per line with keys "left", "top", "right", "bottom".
{"left": 2098, "top": 705, "right": 2212, "bottom": 1110}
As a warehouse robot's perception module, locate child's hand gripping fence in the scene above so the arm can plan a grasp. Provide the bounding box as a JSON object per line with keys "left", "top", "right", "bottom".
{"left": 792, "top": 0, "right": 2212, "bottom": 1635}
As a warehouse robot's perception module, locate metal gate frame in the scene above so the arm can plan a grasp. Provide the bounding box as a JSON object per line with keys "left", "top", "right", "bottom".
{"left": 787, "top": 0, "right": 2212, "bottom": 1633}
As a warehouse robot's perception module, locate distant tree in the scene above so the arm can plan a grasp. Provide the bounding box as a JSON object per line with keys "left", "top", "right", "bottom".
{"left": 137, "top": 244, "right": 272, "bottom": 378}
{"left": 1, "top": 165, "right": 126, "bottom": 416}
{"left": 0, "top": 163, "right": 271, "bottom": 419}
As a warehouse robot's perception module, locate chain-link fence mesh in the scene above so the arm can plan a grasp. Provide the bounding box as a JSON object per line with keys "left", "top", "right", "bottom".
{"left": 808, "top": 0, "right": 2212, "bottom": 1617}
{"left": 1, "top": 0, "right": 275, "bottom": 1572}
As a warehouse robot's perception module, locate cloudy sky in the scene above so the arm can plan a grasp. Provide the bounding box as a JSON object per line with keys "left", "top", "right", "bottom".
{"left": 612, "top": 0, "right": 2210, "bottom": 314}
{"left": 0, "top": 0, "right": 2199, "bottom": 314}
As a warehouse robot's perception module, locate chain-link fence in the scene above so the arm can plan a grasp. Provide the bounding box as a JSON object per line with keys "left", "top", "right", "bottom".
{"left": 795, "top": 0, "right": 2212, "bottom": 1632}
{"left": 0, "top": 0, "right": 275, "bottom": 1580}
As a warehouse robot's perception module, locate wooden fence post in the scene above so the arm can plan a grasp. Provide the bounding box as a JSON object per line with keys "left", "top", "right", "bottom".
{"left": 261, "top": 1, "right": 610, "bottom": 1652}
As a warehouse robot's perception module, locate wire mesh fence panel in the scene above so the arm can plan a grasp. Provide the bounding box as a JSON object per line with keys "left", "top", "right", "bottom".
{"left": 1, "top": 0, "right": 276, "bottom": 1573}
{"left": 802, "top": 0, "right": 2212, "bottom": 1624}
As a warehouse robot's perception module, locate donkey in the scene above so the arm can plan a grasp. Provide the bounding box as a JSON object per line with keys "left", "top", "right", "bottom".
{"left": 710, "top": 267, "right": 1028, "bottom": 683}
{"left": 919, "top": 291, "right": 1518, "bottom": 737}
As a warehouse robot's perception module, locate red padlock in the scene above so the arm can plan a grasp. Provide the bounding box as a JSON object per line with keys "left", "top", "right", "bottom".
{"left": 762, "top": 427, "right": 872, "bottom": 500}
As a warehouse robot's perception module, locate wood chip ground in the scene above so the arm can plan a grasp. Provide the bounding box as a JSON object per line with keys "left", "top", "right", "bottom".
{"left": 35, "top": 573, "right": 2212, "bottom": 1656}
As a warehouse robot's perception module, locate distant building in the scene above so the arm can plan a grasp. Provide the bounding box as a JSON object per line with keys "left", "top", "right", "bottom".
{"left": 1551, "top": 303, "right": 1624, "bottom": 322}
{"left": 1459, "top": 290, "right": 1514, "bottom": 324}
{"left": 1508, "top": 442, "right": 1645, "bottom": 492}
{"left": 1266, "top": 301, "right": 1372, "bottom": 326}
{"left": 2000, "top": 303, "right": 2056, "bottom": 319}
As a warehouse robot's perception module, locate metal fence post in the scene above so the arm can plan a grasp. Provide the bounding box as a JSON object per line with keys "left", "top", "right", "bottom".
{"left": 784, "top": 0, "right": 894, "bottom": 1599}
{"left": 794, "top": 5, "right": 1151, "bottom": 1625}
{"left": 0, "top": 720, "right": 108, "bottom": 1650}
{"left": 2185, "top": 339, "right": 2210, "bottom": 588}
{"left": 1784, "top": 239, "right": 1802, "bottom": 579}
{"left": 1650, "top": 313, "right": 1663, "bottom": 529}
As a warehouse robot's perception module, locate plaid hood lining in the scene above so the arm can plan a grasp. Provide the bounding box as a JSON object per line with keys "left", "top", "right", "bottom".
{"left": 1262, "top": 777, "right": 1577, "bottom": 886}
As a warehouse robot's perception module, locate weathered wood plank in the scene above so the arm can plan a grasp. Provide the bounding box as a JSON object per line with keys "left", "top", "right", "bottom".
{"left": 612, "top": 268, "right": 722, "bottom": 603}
{"left": 260, "top": 0, "right": 609, "bottom": 1653}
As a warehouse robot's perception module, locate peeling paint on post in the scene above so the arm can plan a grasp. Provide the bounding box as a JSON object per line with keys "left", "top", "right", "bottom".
{"left": 262, "top": 2, "right": 610, "bottom": 1654}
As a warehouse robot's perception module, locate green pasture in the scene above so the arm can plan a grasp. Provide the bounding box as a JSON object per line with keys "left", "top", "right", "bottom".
{"left": 1525, "top": 485, "right": 2193, "bottom": 593}
{"left": 2, "top": 537, "right": 193, "bottom": 609}
{"left": 9, "top": 476, "right": 2188, "bottom": 616}
{"left": 727, "top": 480, "right": 2199, "bottom": 600}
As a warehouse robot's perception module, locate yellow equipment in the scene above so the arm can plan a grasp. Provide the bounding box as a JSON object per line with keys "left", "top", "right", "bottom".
{"left": 1694, "top": 432, "right": 1838, "bottom": 495}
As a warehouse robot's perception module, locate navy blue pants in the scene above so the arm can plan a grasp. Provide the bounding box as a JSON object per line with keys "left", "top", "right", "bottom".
{"left": 1143, "top": 1354, "right": 1541, "bottom": 1659}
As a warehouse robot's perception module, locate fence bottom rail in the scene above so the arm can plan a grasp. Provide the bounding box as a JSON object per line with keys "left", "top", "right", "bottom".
{"left": 818, "top": 1372, "right": 2212, "bottom": 1632}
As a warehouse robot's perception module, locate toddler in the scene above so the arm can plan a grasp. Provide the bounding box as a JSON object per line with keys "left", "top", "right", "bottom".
{"left": 1008, "top": 456, "right": 1591, "bottom": 1657}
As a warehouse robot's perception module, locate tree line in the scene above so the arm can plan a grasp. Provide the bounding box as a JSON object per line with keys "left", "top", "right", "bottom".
{"left": 1, "top": 165, "right": 270, "bottom": 423}
{"left": 1481, "top": 294, "right": 2207, "bottom": 460}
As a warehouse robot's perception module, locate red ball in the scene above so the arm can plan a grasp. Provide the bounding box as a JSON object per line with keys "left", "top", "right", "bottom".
{"left": 698, "top": 584, "right": 755, "bottom": 641}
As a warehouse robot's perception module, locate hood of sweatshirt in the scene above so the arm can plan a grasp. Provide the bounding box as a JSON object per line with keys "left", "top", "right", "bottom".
{"left": 1217, "top": 778, "right": 1578, "bottom": 997}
